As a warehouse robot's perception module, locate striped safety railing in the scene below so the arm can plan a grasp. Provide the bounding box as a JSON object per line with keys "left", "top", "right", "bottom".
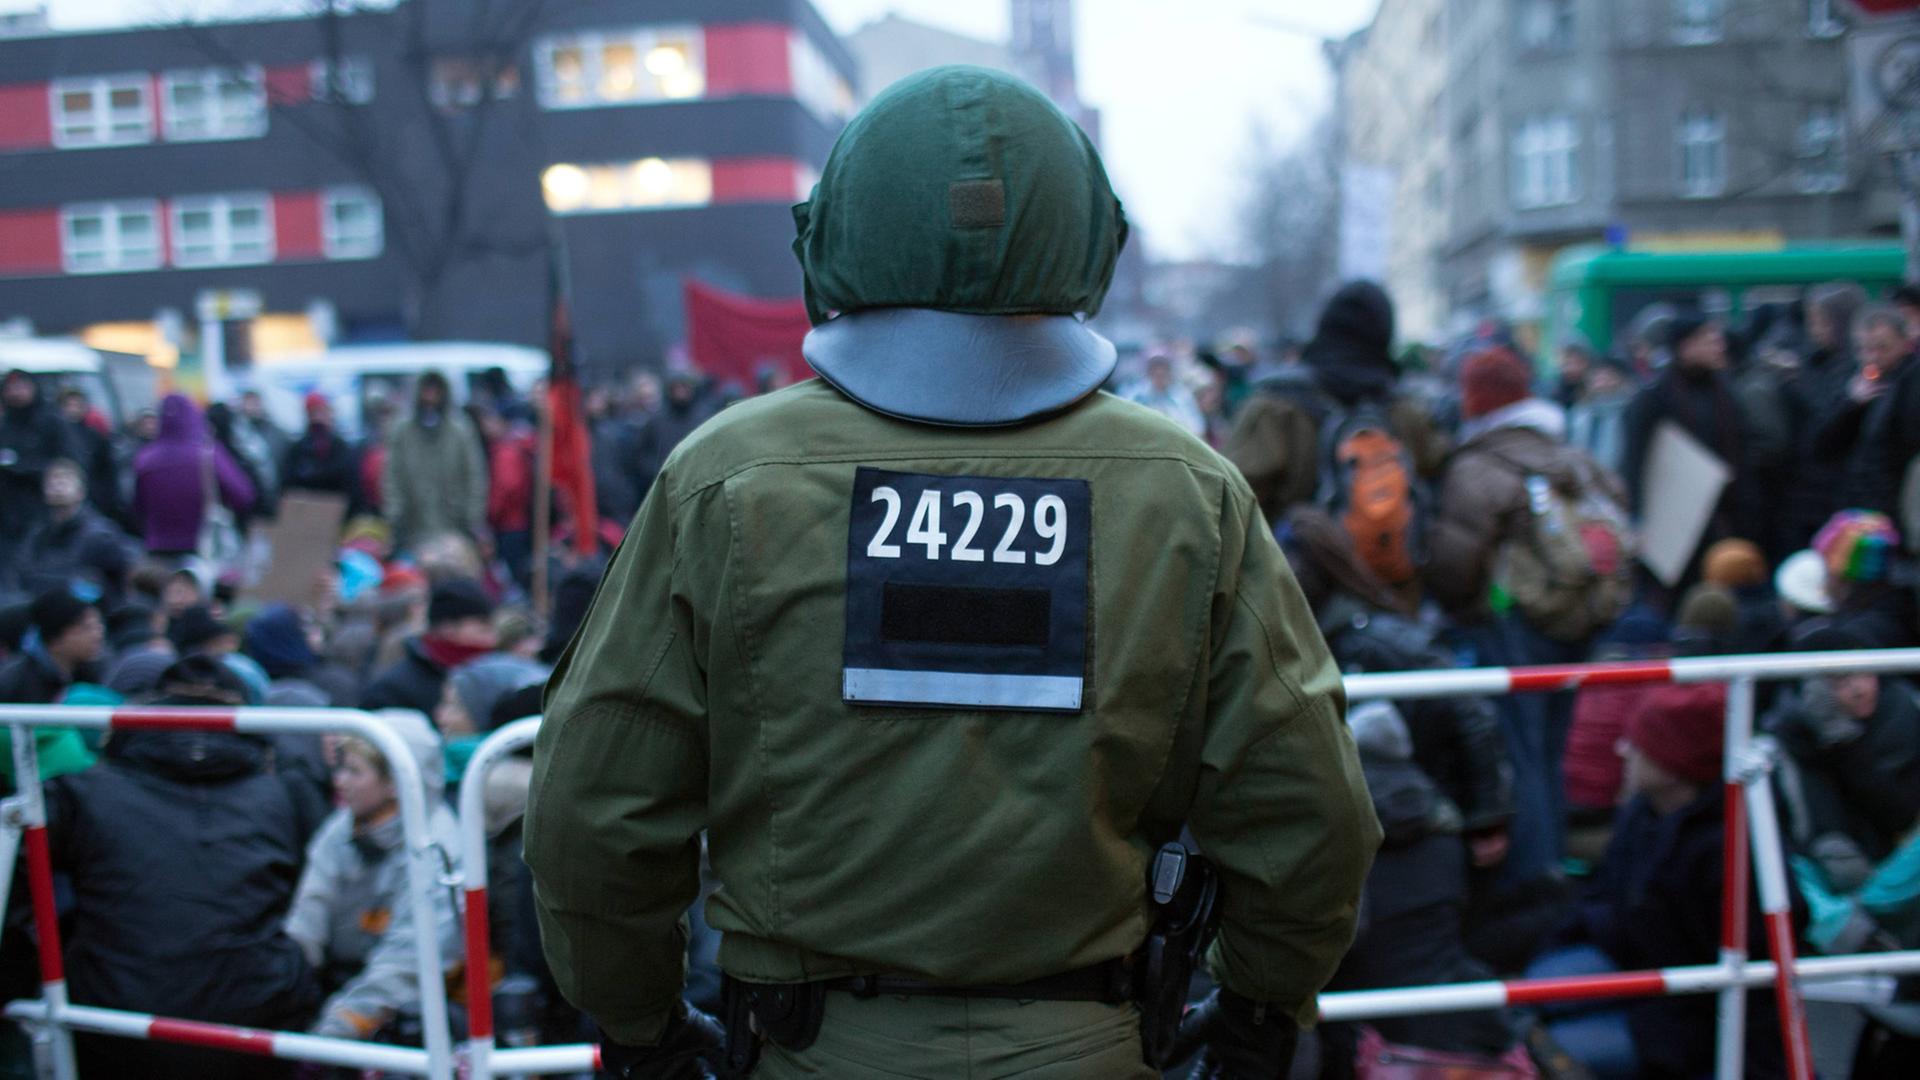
{"left": 0, "top": 706, "right": 457, "bottom": 1079}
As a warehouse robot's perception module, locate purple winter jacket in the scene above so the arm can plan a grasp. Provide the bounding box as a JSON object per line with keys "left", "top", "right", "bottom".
{"left": 133, "top": 395, "right": 256, "bottom": 554}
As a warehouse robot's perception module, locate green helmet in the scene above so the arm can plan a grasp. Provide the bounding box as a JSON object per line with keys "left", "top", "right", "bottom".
{"left": 794, "top": 65, "right": 1129, "bottom": 426}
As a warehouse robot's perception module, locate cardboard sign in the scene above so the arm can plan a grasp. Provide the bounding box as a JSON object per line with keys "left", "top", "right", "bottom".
{"left": 1637, "top": 421, "right": 1731, "bottom": 587}
{"left": 251, "top": 492, "right": 349, "bottom": 606}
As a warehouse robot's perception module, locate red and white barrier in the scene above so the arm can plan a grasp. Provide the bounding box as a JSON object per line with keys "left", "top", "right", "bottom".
{"left": 1, "top": 706, "right": 457, "bottom": 1079}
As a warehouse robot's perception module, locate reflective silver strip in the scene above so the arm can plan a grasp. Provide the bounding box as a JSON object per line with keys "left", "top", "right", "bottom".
{"left": 842, "top": 668, "right": 1083, "bottom": 710}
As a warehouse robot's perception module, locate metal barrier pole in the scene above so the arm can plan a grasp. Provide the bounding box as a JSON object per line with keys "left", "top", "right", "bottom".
{"left": 9, "top": 724, "right": 77, "bottom": 1079}
{"left": 1739, "top": 739, "right": 1815, "bottom": 1080}
{"left": 1716, "top": 677, "right": 1753, "bottom": 1080}
{"left": 456, "top": 717, "right": 542, "bottom": 1080}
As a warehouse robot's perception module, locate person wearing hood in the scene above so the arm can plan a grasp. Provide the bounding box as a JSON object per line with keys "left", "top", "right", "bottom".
{"left": 284, "top": 708, "right": 461, "bottom": 1043}
{"left": 131, "top": 394, "right": 256, "bottom": 558}
{"left": 1620, "top": 316, "right": 1757, "bottom": 590}
{"left": 1223, "top": 280, "right": 1448, "bottom": 525}
{"left": 1427, "top": 347, "right": 1625, "bottom": 891}
{"left": 37, "top": 655, "right": 320, "bottom": 1078}
{"left": 361, "top": 578, "right": 496, "bottom": 715}
{"left": 0, "top": 370, "right": 78, "bottom": 570}
{"left": 381, "top": 371, "right": 487, "bottom": 553}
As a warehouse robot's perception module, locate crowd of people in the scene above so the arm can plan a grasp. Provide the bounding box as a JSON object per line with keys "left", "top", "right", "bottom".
{"left": 0, "top": 273, "right": 1918, "bottom": 1077}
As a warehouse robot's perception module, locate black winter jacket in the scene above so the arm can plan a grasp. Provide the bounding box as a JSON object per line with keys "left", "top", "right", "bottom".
{"left": 44, "top": 728, "right": 320, "bottom": 1077}
{"left": 359, "top": 636, "right": 447, "bottom": 716}
{"left": 16, "top": 507, "right": 135, "bottom": 603}
{"left": 282, "top": 424, "right": 361, "bottom": 508}
{"left": 0, "top": 398, "right": 75, "bottom": 543}
{"left": 1767, "top": 679, "right": 1920, "bottom": 863}
{"left": 1563, "top": 790, "right": 1792, "bottom": 1079}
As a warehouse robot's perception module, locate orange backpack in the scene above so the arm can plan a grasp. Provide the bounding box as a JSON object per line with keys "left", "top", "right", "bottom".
{"left": 1322, "top": 407, "right": 1423, "bottom": 585}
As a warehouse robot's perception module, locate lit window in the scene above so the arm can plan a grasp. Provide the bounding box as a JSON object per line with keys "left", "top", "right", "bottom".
{"left": 60, "top": 201, "right": 162, "bottom": 273}
{"left": 309, "top": 56, "right": 375, "bottom": 105}
{"left": 1673, "top": 0, "right": 1725, "bottom": 45}
{"left": 49, "top": 74, "right": 152, "bottom": 148}
{"left": 790, "top": 33, "right": 856, "bottom": 123}
{"left": 535, "top": 27, "right": 704, "bottom": 108}
{"left": 1678, "top": 107, "right": 1727, "bottom": 197}
{"left": 1516, "top": 0, "right": 1574, "bottom": 52}
{"left": 1796, "top": 106, "right": 1847, "bottom": 194}
{"left": 170, "top": 193, "right": 275, "bottom": 267}
{"left": 162, "top": 67, "right": 266, "bottom": 141}
{"left": 323, "top": 187, "right": 383, "bottom": 259}
{"left": 541, "top": 158, "right": 713, "bottom": 214}
{"left": 1511, "top": 114, "right": 1579, "bottom": 208}
{"left": 429, "top": 56, "right": 518, "bottom": 110}
{"left": 1808, "top": 0, "right": 1845, "bottom": 38}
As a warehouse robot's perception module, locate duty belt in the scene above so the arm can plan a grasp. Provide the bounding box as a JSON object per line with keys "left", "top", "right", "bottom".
{"left": 825, "top": 957, "right": 1134, "bottom": 1003}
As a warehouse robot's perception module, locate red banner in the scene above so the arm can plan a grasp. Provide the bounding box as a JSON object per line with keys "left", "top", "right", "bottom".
{"left": 682, "top": 278, "right": 812, "bottom": 389}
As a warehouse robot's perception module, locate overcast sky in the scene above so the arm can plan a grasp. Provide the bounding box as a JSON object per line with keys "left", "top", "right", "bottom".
{"left": 12, "top": 0, "right": 1382, "bottom": 260}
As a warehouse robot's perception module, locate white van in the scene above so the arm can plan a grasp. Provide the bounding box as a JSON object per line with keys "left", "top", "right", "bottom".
{"left": 238, "top": 342, "right": 548, "bottom": 439}
{"left": 0, "top": 336, "right": 156, "bottom": 428}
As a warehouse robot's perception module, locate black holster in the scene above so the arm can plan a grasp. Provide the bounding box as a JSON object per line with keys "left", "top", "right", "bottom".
{"left": 718, "top": 974, "right": 827, "bottom": 1078}
{"left": 1134, "top": 842, "right": 1222, "bottom": 1068}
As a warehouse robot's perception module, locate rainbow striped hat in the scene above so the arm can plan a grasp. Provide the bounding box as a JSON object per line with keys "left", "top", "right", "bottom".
{"left": 1813, "top": 510, "right": 1901, "bottom": 583}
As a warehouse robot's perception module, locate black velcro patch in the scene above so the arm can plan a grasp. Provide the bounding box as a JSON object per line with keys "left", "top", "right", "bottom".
{"left": 882, "top": 582, "right": 1049, "bottom": 647}
{"left": 949, "top": 179, "right": 1007, "bottom": 228}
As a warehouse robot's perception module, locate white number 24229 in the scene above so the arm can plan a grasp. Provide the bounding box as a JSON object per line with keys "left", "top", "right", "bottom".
{"left": 867, "top": 487, "right": 1067, "bottom": 566}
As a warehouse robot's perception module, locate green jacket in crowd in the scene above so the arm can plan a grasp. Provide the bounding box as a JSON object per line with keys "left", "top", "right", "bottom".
{"left": 525, "top": 378, "right": 1381, "bottom": 1045}
{"left": 381, "top": 412, "right": 486, "bottom": 550}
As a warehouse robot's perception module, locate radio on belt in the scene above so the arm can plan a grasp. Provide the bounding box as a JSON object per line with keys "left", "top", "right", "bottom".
{"left": 842, "top": 466, "right": 1091, "bottom": 712}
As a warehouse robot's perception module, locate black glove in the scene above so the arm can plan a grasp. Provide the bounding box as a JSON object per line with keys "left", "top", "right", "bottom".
{"left": 1172, "top": 987, "right": 1299, "bottom": 1079}
{"left": 596, "top": 1000, "right": 727, "bottom": 1080}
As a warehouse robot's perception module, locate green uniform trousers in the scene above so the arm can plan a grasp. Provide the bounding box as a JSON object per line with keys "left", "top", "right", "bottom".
{"left": 754, "top": 993, "right": 1159, "bottom": 1079}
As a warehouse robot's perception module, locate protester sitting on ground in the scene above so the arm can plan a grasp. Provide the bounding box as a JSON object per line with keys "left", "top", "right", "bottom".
{"left": 1670, "top": 582, "right": 1739, "bottom": 657}
{"left": 435, "top": 651, "right": 548, "bottom": 786}
{"left": 169, "top": 602, "right": 240, "bottom": 658}
{"left": 37, "top": 655, "right": 320, "bottom": 1078}
{"left": 284, "top": 709, "right": 461, "bottom": 1043}
{"left": 1801, "top": 509, "right": 1915, "bottom": 650}
{"left": 1319, "top": 700, "right": 1529, "bottom": 1073}
{"left": 1562, "top": 611, "right": 1671, "bottom": 864}
{"left": 0, "top": 586, "right": 104, "bottom": 706}
{"left": 1529, "top": 683, "right": 1794, "bottom": 1080}
{"left": 361, "top": 578, "right": 495, "bottom": 716}
{"left": 1701, "top": 538, "right": 1785, "bottom": 655}
{"left": 1767, "top": 624, "right": 1920, "bottom": 912}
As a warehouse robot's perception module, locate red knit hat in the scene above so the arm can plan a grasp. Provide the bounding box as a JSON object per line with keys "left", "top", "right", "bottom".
{"left": 1625, "top": 683, "right": 1725, "bottom": 786}
{"left": 1459, "top": 348, "right": 1534, "bottom": 419}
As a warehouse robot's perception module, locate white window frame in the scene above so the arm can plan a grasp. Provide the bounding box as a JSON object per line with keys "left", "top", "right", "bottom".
{"left": 309, "top": 56, "right": 375, "bottom": 105}
{"left": 161, "top": 65, "right": 267, "bottom": 142}
{"left": 1795, "top": 105, "right": 1848, "bottom": 194}
{"left": 1673, "top": 0, "right": 1726, "bottom": 45}
{"left": 1678, "top": 107, "right": 1727, "bottom": 198}
{"left": 169, "top": 193, "right": 275, "bottom": 268}
{"left": 1808, "top": 0, "right": 1845, "bottom": 39}
{"left": 1516, "top": 0, "right": 1574, "bottom": 52}
{"left": 48, "top": 74, "right": 153, "bottom": 148}
{"left": 322, "top": 186, "right": 384, "bottom": 259}
{"left": 533, "top": 25, "right": 705, "bottom": 109}
{"left": 59, "top": 200, "right": 162, "bottom": 273}
{"left": 1511, "top": 113, "right": 1579, "bottom": 209}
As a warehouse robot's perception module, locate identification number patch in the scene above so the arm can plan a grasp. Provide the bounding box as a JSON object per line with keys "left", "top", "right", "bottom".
{"left": 843, "top": 467, "right": 1091, "bottom": 712}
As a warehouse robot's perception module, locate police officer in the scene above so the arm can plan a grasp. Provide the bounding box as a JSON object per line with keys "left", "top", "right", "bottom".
{"left": 524, "top": 65, "right": 1380, "bottom": 1079}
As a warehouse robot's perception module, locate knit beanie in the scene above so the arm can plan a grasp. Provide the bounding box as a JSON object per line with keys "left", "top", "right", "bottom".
{"left": 1459, "top": 348, "right": 1534, "bottom": 419}
{"left": 1675, "top": 584, "right": 1739, "bottom": 641}
{"left": 1702, "top": 539, "right": 1768, "bottom": 590}
{"left": 428, "top": 578, "right": 495, "bottom": 626}
{"left": 106, "top": 647, "right": 175, "bottom": 698}
{"left": 1813, "top": 510, "right": 1900, "bottom": 584}
{"left": 168, "top": 604, "right": 235, "bottom": 654}
{"left": 1625, "top": 683, "right": 1725, "bottom": 786}
{"left": 30, "top": 587, "right": 94, "bottom": 645}
{"left": 448, "top": 654, "right": 548, "bottom": 732}
{"left": 243, "top": 604, "right": 316, "bottom": 680}
{"left": 106, "top": 603, "right": 159, "bottom": 653}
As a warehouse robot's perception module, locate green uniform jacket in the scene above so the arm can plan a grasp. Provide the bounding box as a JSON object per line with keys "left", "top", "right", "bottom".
{"left": 525, "top": 381, "right": 1380, "bottom": 1044}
